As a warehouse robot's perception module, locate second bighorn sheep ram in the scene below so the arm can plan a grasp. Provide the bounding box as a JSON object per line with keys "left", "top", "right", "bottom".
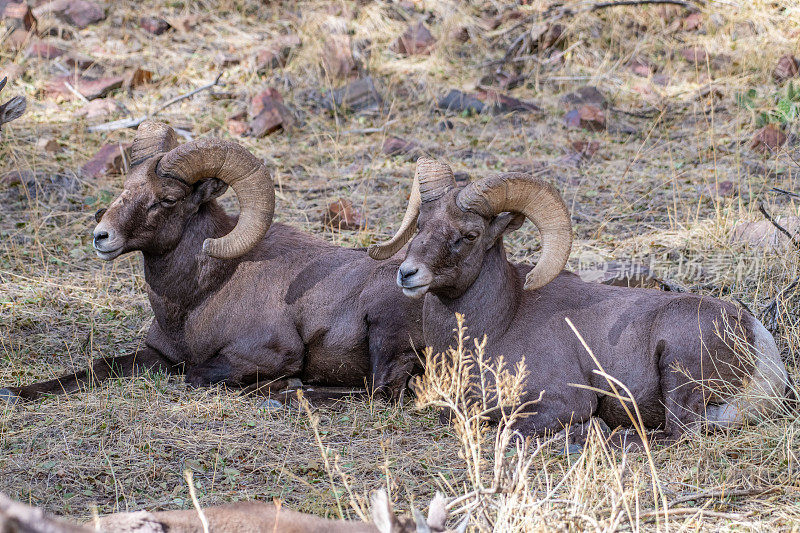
{"left": 0, "top": 121, "right": 422, "bottom": 404}
{"left": 370, "top": 157, "right": 788, "bottom": 443}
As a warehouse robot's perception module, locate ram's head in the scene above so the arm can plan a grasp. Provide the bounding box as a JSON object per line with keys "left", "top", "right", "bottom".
{"left": 369, "top": 157, "right": 572, "bottom": 299}
{"left": 93, "top": 121, "right": 275, "bottom": 260}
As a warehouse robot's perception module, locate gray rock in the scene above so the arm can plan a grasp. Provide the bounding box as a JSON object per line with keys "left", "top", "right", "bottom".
{"left": 0, "top": 388, "right": 20, "bottom": 407}
{"left": 259, "top": 398, "right": 284, "bottom": 412}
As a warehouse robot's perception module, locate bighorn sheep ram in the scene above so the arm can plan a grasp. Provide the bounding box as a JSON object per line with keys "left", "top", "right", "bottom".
{"left": 0, "top": 121, "right": 422, "bottom": 403}
{"left": 0, "top": 76, "right": 26, "bottom": 130}
{"left": 0, "top": 491, "right": 467, "bottom": 533}
{"left": 369, "top": 157, "right": 789, "bottom": 444}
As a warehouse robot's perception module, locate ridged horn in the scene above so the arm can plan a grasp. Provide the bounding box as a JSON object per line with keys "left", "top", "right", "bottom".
{"left": 130, "top": 121, "right": 179, "bottom": 166}
{"left": 368, "top": 156, "right": 456, "bottom": 260}
{"left": 456, "top": 173, "right": 572, "bottom": 290}
{"left": 157, "top": 138, "right": 275, "bottom": 259}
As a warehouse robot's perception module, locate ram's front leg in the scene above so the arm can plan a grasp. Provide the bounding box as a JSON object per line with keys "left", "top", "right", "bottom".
{"left": 0, "top": 346, "right": 181, "bottom": 404}
{"left": 185, "top": 333, "right": 304, "bottom": 393}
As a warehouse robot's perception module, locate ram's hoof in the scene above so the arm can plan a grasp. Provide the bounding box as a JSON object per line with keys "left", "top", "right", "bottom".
{"left": 259, "top": 398, "right": 284, "bottom": 412}
{"left": 0, "top": 388, "right": 20, "bottom": 407}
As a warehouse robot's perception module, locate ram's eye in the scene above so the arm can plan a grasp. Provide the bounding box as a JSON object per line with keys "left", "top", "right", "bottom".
{"left": 464, "top": 232, "right": 479, "bottom": 242}
{"left": 160, "top": 198, "right": 178, "bottom": 207}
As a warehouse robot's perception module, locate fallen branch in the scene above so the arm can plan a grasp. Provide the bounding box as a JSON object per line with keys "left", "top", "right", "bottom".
{"left": 88, "top": 72, "right": 224, "bottom": 133}
{"left": 773, "top": 187, "right": 800, "bottom": 199}
{"left": 634, "top": 507, "right": 753, "bottom": 523}
{"left": 669, "top": 487, "right": 777, "bottom": 507}
{"left": 591, "top": 0, "right": 694, "bottom": 10}
{"left": 759, "top": 202, "right": 800, "bottom": 251}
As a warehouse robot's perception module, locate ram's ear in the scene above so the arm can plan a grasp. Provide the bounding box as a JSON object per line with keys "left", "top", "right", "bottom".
{"left": 191, "top": 178, "right": 228, "bottom": 205}
{"left": 485, "top": 212, "right": 525, "bottom": 249}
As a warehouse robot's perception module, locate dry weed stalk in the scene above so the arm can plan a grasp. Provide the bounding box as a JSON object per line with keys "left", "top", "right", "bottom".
{"left": 412, "top": 313, "right": 555, "bottom": 531}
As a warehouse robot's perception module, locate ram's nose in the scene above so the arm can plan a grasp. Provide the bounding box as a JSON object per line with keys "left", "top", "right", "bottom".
{"left": 93, "top": 229, "right": 110, "bottom": 250}
{"left": 398, "top": 265, "right": 418, "bottom": 283}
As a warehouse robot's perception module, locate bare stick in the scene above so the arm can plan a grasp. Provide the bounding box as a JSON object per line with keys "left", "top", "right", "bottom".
{"left": 773, "top": 187, "right": 800, "bottom": 199}
{"left": 153, "top": 72, "right": 224, "bottom": 115}
{"left": 669, "top": 487, "right": 776, "bottom": 507}
{"left": 634, "top": 507, "right": 753, "bottom": 523}
{"left": 62, "top": 81, "right": 90, "bottom": 104}
{"left": 759, "top": 203, "right": 800, "bottom": 250}
{"left": 87, "top": 72, "right": 224, "bottom": 133}
{"left": 591, "top": 0, "right": 694, "bottom": 10}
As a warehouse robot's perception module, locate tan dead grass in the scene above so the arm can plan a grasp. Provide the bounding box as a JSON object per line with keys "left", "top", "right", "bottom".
{"left": 1, "top": 0, "right": 799, "bottom": 530}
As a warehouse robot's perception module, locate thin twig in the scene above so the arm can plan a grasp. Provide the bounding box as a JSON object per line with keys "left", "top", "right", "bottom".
{"left": 759, "top": 202, "right": 800, "bottom": 250}
{"left": 62, "top": 81, "right": 90, "bottom": 104}
{"left": 153, "top": 72, "right": 224, "bottom": 115}
{"left": 669, "top": 487, "right": 777, "bottom": 507}
{"left": 342, "top": 119, "right": 397, "bottom": 135}
{"left": 591, "top": 0, "right": 693, "bottom": 10}
{"left": 772, "top": 187, "right": 800, "bottom": 199}
{"left": 87, "top": 72, "right": 224, "bottom": 133}
{"left": 634, "top": 507, "right": 753, "bottom": 522}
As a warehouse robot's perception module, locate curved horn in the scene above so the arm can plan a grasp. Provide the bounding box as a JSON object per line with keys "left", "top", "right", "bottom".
{"left": 368, "top": 156, "right": 455, "bottom": 260}
{"left": 130, "top": 121, "right": 179, "bottom": 166}
{"left": 456, "top": 173, "right": 572, "bottom": 290}
{"left": 157, "top": 138, "right": 275, "bottom": 259}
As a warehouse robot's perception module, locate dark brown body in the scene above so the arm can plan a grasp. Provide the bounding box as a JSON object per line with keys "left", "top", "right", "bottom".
{"left": 1, "top": 129, "right": 423, "bottom": 404}
{"left": 389, "top": 176, "right": 787, "bottom": 443}
{"left": 421, "top": 241, "right": 785, "bottom": 438}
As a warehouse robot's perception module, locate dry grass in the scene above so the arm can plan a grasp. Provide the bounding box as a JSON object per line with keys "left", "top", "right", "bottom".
{"left": 1, "top": 0, "right": 800, "bottom": 530}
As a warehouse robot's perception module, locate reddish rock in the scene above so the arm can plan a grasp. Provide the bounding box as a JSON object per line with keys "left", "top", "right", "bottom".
{"left": 36, "top": 137, "right": 61, "bottom": 152}
{"left": 571, "top": 140, "right": 600, "bottom": 158}
{"left": 773, "top": 55, "right": 799, "bottom": 82}
{"left": 476, "top": 90, "right": 540, "bottom": 113}
{"left": 391, "top": 21, "right": 436, "bottom": 55}
{"left": 323, "top": 76, "right": 382, "bottom": 112}
{"left": 122, "top": 67, "right": 152, "bottom": 90}
{"left": 682, "top": 12, "right": 702, "bottom": 31}
{"left": 45, "top": 74, "right": 123, "bottom": 100}
{"left": 139, "top": 16, "right": 170, "bottom": 35}
{"left": 25, "top": 40, "right": 65, "bottom": 59}
{"left": 0, "top": 63, "right": 24, "bottom": 82}
{"left": 322, "top": 34, "right": 356, "bottom": 79}
{"left": 531, "top": 22, "right": 563, "bottom": 51}
{"left": 166, "top": 14, "right": 199, "bottom": 33}
{"left": 64, "top": 52, "right": 95, "bottom": 70}
{"left": 652, "top": 74, "right": 670, "bottom": 86}
{"left": 75, "top": 98, "right": 119, "bottom": 119}
{"left": 3, "top": 2, "right": 36, "bottom": 31}
{"left": 248, "top": 88, "right": 293, "bottom": 137}
{"left": 227, "top": 118, "right": 248, "bottom": 136}
{"left": 450, "top": 25, "right": 470, "bottom": 43}
{"left": 561, "top": 86, "right": 606, "bottom": 108}
{"left": 56, "top": 0, "right": 104, "bottom": 29}
{"left": 750, "top": 124, "right": 786, "bottom": 155}
{"left": 565, "top": 104, "right": 605, "bottom": 131}
{"left": 382, "top": 136, "right": 420, "bottom": 156}
{"left": 322, "top": 199, "right": 363, "bottom": 232}
{"left": 701, "top": 180, "right": 737, "bottom": 199}
{"left": 681, "top": 46, "right": 707, "bottom": 64}
{"left": 80, "top": 143, "right": 132, "bottom": 179}
{"left": 629, "top": 57, "right": 653, "bottom": 77}
{"left": 255, "top": 34, "right": 301, "bottom": 71}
